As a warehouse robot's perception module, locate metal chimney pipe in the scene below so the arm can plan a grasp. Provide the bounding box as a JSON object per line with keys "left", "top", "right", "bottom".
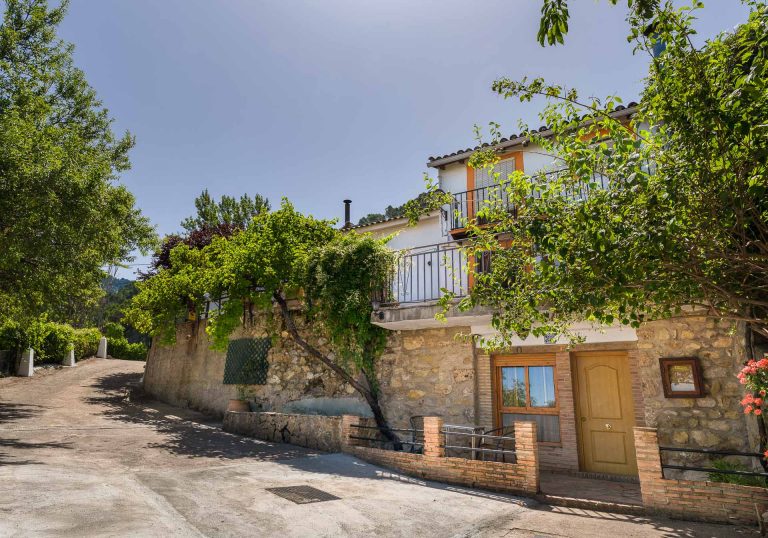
{"left": 343, "top": 199, "right": 352, "bottom": 228}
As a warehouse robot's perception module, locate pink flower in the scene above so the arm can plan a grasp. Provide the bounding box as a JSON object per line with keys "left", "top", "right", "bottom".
{"left": 755, "top": 409, "right": 763, "bottom": 416}
{"left": 740, "top": 377, "right": 748, "bottom": 384}
{"left": 744, "top": 406, "right": 754, "bottom": 414}
{"left": 755, "top": 398, "right": 763, "bottom": 407}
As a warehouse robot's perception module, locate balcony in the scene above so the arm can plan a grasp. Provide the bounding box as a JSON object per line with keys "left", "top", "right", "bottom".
{"left": 447, "top": 168, "right": 610, "bottom": 238}
{"left": 372, "top": 242, "right": 494, "bottom": 330}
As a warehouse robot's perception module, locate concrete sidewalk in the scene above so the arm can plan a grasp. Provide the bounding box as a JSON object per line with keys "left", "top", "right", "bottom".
{"left": 0, "top": 359, "right": 758, "bottom": 537}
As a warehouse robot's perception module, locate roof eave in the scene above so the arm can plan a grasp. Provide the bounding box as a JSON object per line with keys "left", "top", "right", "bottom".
{"left": 426, "top": 105, "right": 638, "bottom": 169}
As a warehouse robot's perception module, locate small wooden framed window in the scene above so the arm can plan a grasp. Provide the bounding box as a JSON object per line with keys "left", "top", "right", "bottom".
{"left": 493, "top": 355, "right": 561, "bottom": 444}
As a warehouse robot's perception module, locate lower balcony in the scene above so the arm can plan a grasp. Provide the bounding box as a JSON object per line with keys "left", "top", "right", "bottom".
{"left": 372, "top": 242, "right": 492, "bottom": 330}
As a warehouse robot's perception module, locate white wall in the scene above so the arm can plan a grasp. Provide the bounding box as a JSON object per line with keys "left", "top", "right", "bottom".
{"left": 359, "top": 213, "right": 445, "bottom": 250}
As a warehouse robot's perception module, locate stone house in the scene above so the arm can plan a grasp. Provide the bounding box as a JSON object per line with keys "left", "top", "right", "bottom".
{"left": 143, "top": 101, "right": 762, "bottom": 479}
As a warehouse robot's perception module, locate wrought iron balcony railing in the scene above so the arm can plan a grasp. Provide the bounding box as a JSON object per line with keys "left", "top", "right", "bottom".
{"left": 375, "top": 243, "right": 470, "bottom": 306}
{"left": 373, "top": 243, "right": 498, "bottom": 307}
{"left": 448, "top": 168, "right": 611, "bottom": 232}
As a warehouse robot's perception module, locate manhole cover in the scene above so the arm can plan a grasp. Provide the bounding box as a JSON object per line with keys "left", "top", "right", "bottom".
{"left": 266, "top": 485, "right": 340, "bottom": 504}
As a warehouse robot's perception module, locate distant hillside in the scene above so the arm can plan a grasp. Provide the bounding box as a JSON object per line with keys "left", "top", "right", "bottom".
{"left": 103, "top": 276, "right": 133, "bottom": 293}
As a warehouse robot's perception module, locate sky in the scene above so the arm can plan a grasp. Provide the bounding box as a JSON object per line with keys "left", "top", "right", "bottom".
{"left": 57, "top": 0, "right": 751, "bottom": 278}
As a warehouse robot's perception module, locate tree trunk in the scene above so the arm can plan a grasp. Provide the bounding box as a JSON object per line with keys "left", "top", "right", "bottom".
{"left": 272, "top": 292, "right": 402, "bottom": 448}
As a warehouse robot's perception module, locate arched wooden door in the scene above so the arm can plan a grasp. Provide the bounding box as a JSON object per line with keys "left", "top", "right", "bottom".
{"left": 573, "top": 351, "right": 638, "bottom": 476}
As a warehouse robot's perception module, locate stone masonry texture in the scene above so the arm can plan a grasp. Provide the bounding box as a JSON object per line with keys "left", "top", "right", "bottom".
{"left": 223, "top": 411, "right": 342, "bottom": 452}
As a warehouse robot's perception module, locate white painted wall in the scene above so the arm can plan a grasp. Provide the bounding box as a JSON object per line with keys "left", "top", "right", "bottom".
{"left": 358, "top": 212, "right": 445, "bottom": 250}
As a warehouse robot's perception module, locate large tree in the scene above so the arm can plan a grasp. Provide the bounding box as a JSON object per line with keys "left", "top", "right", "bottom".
{"left": 0, "top": 0, "right": 155, "bottom": 322}
{"left": 180, "top": 189, "right": 269, "bottom": 233}
{"left": 416, "top": 1, "right": 768, "bottom": 348}
{"left": 142, "top": 190, "right": 270, "bottom": 277}
{"left": 127, "top": 200, "right": 400, "bottom": 442}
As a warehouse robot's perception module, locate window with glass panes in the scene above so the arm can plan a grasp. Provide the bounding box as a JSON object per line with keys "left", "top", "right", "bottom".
{"left": 494, "top": 356, "right": 560, "bottom": 443}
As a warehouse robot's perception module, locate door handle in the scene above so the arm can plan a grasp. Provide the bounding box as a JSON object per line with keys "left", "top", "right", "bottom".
{"left": 605, "top": 423, "right": 613, "bottom": 430}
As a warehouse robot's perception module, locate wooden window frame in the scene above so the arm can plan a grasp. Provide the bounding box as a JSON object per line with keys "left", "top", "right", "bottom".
{"left": 493, "top": 354, "right": 561, "bottom": 446}
{"left": 659, "top": 357, "right": 705, "bottom": 398}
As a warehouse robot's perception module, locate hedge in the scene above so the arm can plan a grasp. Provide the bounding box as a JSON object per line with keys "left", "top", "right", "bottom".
{"left": 0, "top": 320, "right": 146, "bottom": 364}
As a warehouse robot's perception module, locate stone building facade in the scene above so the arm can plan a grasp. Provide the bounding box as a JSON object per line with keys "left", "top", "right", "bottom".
{"left": 143, "top": 310, "right": 755, "bottom": 477}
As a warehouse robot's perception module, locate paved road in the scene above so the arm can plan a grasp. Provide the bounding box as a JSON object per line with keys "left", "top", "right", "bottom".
{"left": 0, "top": 359, "right": 758, "bottom": 537}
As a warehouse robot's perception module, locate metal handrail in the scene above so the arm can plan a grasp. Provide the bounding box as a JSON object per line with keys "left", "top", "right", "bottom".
{"left": 658, "top": 446, "right": 768, "bottom": 479}
{"left": 378, "top": 243, "right": 469, "bottom": 305}
{"left": 659, "top": 446, "right": 764, "bottom": 458}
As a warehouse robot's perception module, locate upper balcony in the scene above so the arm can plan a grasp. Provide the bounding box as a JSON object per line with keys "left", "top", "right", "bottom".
{"left": 446, "top": 168, "right": 609, "bottom": 238}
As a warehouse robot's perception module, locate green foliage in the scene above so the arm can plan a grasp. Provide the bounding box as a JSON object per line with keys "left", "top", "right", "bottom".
{"left": 180, "top": 189, "right": 270, "bottom": 233}
{"left": 303, "top": 232, "right": 394, "bottom": 388}
{"left": 71, "top": 327, "right": 100, "bottom": 360}
{"left": 108, "top": 337, "right": 147, "bottom": 361}
{"left": 709, "top": 458, "right": 767, "bottom": 487}
{"left": 0, "top": 318, "right": 99, "bottom": 363}
{"left": 536, "top": 0, "right": 660, "bottom": 46}
{"left": 126, "top": 198, "right": 393, "bottom": 389}
{"left": 0, "top": 0, "right": 156, "bottom": 323}
{"left": 425, "top": 2, "right": 768, "bottom": 347}
{"left": 102, "top": 321, "right": 125, "bottom": 340}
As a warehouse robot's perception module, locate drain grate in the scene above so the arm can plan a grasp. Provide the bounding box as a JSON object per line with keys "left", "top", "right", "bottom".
{"left": 266, "top": 485, "right": 340, "bottom": 504}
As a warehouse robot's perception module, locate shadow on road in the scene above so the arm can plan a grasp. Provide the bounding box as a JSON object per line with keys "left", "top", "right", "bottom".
{"left": 0, "top": 401, "right": 48, "bottom": 424}
{"left": 85, "top": 372, "right": 313, "bottom": 462}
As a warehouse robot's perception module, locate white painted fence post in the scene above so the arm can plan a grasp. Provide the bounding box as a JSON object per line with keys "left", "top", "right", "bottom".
{"left": 62, "top": 346, "right": 76, "bottom": 367}
{"left": 96, "top": 337, "right": 108, "bottom": 358}
{"left": 17, "top": 348, "right": 34, "bottom": 377}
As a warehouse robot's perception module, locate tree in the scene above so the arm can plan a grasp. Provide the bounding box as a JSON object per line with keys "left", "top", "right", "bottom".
{"left": 0, "top": 0, "right": 155, "bottom": 322}
{"left": 180, "top": 189, "right": 269, "bottom": 233}
{"left": 536, "top": 0, "right": 659, "bottom": 46}
{"left": 437, "top": 1, "right": 768, "bottom": 344}
{"left": 126, "top": 200, "right": 400, "bottom": 442}
{"left": 411, "top": 1, "right": 768, "bottom": 460}
{"left": 141, "top": 190, "right": 270, "bottom": 277}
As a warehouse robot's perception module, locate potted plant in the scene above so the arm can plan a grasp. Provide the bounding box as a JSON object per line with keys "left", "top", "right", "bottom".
{"left": 227, "top": 384, "right": 251, "bottom": 412}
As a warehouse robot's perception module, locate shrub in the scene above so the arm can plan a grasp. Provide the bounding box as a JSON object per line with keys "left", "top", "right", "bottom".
{"left": 709, "top": 458, "right": 767, "bottom": 487}
{"left": 72, "top": 328, "right": 101, "bottom": 360}
{"left": 0, "top": 319, "right": 80, "bottom": 364}
{"left": 37, "top": 323, "right": 75, "bottom": 363}
{"left": 102, "top": 322, "right": 125, "bottom": 340}
{"left": 108, "top": 337, "right": 147, "bottom": 361}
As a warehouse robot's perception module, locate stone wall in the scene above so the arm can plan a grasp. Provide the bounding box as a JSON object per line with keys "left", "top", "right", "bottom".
{"left": 635, "top": 317, "right": 752, "bottom": 464}
{"left": 223, "top": 411, "right": 342, "bottom": 452}
{"left": 143, "top": 321, "right": 358, "bottom": 417}
{"left": 143, "top": 321, "right": 477, "bottom": 425}
{"left": 376, "top": 327, "right": 475, "bottom": 428}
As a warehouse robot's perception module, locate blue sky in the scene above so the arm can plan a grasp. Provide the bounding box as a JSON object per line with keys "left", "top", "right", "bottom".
{"left": 58, "top": 0, "right": 750, "bottom": 278}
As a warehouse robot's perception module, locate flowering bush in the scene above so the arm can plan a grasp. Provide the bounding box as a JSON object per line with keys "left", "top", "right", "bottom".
{"left": 737, "top": 355, "right": 768, "bottom": 458}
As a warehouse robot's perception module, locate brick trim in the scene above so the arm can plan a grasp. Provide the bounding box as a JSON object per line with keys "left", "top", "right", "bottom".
{"left": 634, "top": 427, "right": 768, "bottom": 526}
{"left": 342, "top": 416, "right": 539, "bottom": 496}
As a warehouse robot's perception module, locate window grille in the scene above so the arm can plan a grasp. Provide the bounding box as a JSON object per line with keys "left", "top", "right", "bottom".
{"left": 222, "top": 337, "right": 271, "bottom": 385}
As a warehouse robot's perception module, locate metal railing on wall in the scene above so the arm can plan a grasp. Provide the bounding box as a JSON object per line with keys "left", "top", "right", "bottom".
{"left": 349, "top": 423, "right": 424, "bottom": 453}
{"left": 659, "top": 446, "right": 768, "bottom": 480}
{"left": 443, "top": 424, "right": 517, "bottom": 463}
{"left": 376, "top": 243, "right": 469, "bottom": 306}
{"left": 448, "top": 167, "right": 612, "bottom": 231}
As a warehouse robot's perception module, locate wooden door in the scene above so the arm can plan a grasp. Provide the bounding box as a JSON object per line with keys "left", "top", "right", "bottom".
{"left": 574, "top": 351, "right": 637, "bottom": 476}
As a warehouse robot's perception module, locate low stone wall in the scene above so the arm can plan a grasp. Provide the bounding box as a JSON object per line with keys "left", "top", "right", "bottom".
{"left": 223, "top": 411, "right": 342, "bottom": 452}
{"left": 341, "top": 415, "right": 539, "bottom": 496}
{"left": 634, "top": 427, "right": 768, "bottom": 525}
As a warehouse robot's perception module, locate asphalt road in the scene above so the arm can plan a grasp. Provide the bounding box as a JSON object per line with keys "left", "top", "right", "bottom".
{"left": 0, "top": 358, "right": 758, "bottom": 537}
